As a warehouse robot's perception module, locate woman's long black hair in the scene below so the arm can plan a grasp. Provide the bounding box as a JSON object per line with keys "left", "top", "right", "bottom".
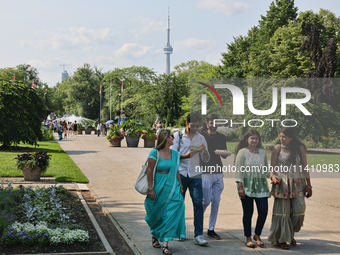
{"left": 276, "top": 127, "right": 306, "bottom": 165}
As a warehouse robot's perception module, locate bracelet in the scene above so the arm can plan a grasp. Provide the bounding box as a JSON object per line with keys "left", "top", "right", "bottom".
{"left": 238, "top": 188, "right": 244, "bottom": 190}
{"left": 148, "top": 187, "right": 154, "bottom": 191}
{"left": 306, "top": 185, "right": 312, "bottom": 189}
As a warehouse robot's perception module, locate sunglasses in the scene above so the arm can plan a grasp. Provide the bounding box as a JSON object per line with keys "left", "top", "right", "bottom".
{"left": 169, "top": 134, "right": 174, "bottom": 138}
{"left": 190, "top": 124, "right": 200, "bottom": 128}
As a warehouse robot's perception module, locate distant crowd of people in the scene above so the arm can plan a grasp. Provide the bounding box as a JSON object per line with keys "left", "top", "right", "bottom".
{"left": 42, "top": 119, "right": 109, "bottom": 140}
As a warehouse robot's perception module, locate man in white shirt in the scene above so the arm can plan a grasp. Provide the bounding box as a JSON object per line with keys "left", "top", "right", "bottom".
{"left": 171, "top": 113, "right": 210, "bottom": 245}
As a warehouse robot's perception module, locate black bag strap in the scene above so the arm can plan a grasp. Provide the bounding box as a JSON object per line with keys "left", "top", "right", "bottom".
{"left": 177, "top": 130, "right": 183, "bottom": 152}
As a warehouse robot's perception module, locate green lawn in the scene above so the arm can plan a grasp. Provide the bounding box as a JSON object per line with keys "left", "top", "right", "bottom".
{"left": 226, "top": 142, "right": 237, "bottom": 155}
{"left": 0, "top": 141, "right": 89, "bottom": 183}
{"left": 227, "top": 142, "right": 339, "bottom": 166}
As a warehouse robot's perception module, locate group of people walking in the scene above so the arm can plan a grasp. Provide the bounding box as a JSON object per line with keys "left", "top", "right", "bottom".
{"left": 56, "top": 120, "right": 109, "bottom": 140}
{"left": 57, "top": 120, "right": 78, "bottom": 140}
{"left": 143, "top": 113, "right": 312, "bottom": 254}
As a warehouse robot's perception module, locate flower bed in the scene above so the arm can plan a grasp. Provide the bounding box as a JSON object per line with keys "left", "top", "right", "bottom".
{"left": 0, "top": 183, "right": 105, "bottom": 254}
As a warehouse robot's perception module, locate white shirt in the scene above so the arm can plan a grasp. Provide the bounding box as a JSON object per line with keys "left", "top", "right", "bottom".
{"left": 170, "top": 129, "right": 210, "bottom": 177}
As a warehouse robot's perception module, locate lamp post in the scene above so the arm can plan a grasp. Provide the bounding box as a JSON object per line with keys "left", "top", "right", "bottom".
{"left": 44, "top": 89, "right": 47, "bottom": 105}
{"left": 118, "top": 93, "right": 121, "bottom": 125}
{"left": 88, "top": 103, "right": 90, "bottom": 118}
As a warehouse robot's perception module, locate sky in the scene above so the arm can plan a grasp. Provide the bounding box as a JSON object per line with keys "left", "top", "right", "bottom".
{"left": 0, "top": 0, "right": 339, "bottom": 87}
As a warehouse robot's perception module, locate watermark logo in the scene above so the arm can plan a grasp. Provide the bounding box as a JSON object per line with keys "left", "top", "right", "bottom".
{"left": 201, "top": 84, "right": 312, "bottom": 116}
{"left": 198, "top": 82, "right": 223, "bottom": 106}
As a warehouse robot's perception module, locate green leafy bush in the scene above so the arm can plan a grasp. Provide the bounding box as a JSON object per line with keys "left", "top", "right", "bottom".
{"left": 120, "top": 119, "right": 144, "bottom": 138}
{"left": 141, "top": 127, "right": 157, "bottom": 140}
{"left": 41, "top": 126, "right": 54, "bottom": 141}
{"left": 217, "top": 127, "right": 239, "bottom": 142}
{"left": 83, "top": 120, "right": 94, "bottom": 129}
{"left": 106, "top": 125, "right": 124, "bottom": 142}
{"left": 0, "top": 81, "right": 46, "bottom": 148}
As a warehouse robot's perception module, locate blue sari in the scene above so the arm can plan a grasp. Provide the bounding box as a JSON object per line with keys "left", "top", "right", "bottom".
{"left": 144, "top": 149, "right": 186, "bottom": 242}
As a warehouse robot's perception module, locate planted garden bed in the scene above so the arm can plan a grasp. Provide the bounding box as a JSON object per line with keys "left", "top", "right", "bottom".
{"left": 0, "top": 183, "right": 106, "bottom": 254}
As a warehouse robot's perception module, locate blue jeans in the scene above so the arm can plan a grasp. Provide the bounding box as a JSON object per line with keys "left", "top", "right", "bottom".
{"left": 241, "top": 196, "right": 268, "bottom": 237}
{"left": 180, "top": 174, "right": 203, "bottom": 236}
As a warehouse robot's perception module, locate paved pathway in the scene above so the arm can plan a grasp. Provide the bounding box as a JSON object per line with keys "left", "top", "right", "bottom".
{"left": 57, "top": 133, "right": 340, "bottom": 255}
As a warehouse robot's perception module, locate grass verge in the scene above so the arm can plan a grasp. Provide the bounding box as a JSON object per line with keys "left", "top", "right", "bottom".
{"left": 0, "top": 141, "right": 89, "bottom": 183}
{"left": 227, "top": 142, "right": 340, "bottom": 166}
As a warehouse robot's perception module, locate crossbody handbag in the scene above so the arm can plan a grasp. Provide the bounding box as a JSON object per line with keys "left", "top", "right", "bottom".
{"left": 134, "top": 150, "right": 159, "bottom": 195}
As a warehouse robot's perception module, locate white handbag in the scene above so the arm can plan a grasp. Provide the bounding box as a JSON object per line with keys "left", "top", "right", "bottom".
{"left": 134, "top": 150, "right": 159, "bottom": 195}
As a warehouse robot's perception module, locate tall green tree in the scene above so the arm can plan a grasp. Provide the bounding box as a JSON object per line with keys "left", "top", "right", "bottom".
{"left": 152, "top": 73, "right": 187, "bottom": 127}
{"left": 52, "top": 63, "right": 103, "bottom": 119}
{"left": 0, "top": 81, "right": 46, "bottom": 148}
{"left": 103, "top": 66, "right": 156, "bottom": 123}
{"left": 219, "top": 0, "right": 299, "bottom": 78}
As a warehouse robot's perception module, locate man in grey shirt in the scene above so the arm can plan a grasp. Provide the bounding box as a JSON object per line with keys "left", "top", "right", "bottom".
{"left": 171, "top": 112, "right": 210, "bottom": 245}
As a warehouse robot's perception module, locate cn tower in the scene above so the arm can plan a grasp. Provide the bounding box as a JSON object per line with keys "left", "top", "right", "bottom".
{"left": 163, "top": 8, "right": 173, "bottom": 75}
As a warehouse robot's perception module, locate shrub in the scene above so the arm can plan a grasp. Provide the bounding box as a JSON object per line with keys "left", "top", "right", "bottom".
{"left": 262, "top": 145, "right": 274, "bottom": 150}
{"left": 0, "top": 81, "right": 46, "bottom": 148}
{"left": 41, "top": 126, "right": 54, "bottom": 141}
{"left": 83, "top": 120, "right": 94, "bottom": 129}
{"left": 106, "top": 125, "right": 124, "bottom": 142}
{"left": 217, "top": 127, "right": 239, "bottom": 142}
{"left": 120, "top": 119, "right": 144, "bottom": 138}
{"left": 141, "top": 127, "right": 157, "bottom": 140}
{"left": 305, "top": 139, "right": 317, "bottom": 148}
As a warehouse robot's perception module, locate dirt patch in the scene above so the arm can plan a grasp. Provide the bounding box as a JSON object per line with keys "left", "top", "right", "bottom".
{"left": 82, "top": 191, "right": 133, "bottom": 255}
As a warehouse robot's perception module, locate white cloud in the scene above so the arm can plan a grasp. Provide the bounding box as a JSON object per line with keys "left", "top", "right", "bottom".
{"left": 27, "top": 56, "right": 69, "bottom": 69}
{"left": 132, "top": 17, "right": 164, "bottom": 40}
{"left": 21, "top": 27, "right": 117, "bottom": 51}
{"left": 27, "top": 59, "right": 52, "bottom": 69}
{"left": 196, "top": 0, "right": 252, "bottom": 16}
{"left": 205, "top": 53, "right": 223, "bottom": 66}
{"left": 115, "top": 43, "right": 154, "bottom": 58}
{"left": 173, "top": 38, "right": 217, "bottom": 52}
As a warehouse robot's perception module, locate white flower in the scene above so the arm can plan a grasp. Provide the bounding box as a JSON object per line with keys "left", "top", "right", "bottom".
{"left": 7, "top": 221, "right": 89, "bottom": 245}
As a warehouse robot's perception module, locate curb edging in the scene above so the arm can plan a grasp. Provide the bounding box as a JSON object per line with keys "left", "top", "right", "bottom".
{"left": 88, "top": 189, "right": 142, "bottom": 255}
{"left": 76, "top": 191, "right": 115, "bottom": 255}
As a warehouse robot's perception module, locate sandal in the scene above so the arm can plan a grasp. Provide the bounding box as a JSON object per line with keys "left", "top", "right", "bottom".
{"left": 278, "top": 242, "right": 289, "bottom": 249}
{"left": 162, "top": 246, "right": 172, "bottom": 255}
{"left": 152, "top": 236, "right": 161, "bottom": 248}
{"left": 253, "top": 235, "right": 264, "bottom": 247}
{"left": 290, "top": 238, "right": 297, "bottom": 246}
{"left": 246, "top": 241, "right": 255, "bottom": 248}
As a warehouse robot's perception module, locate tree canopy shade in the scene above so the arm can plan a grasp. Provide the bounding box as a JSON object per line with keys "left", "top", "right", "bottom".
{"left": 0, "top": 81, "right": 46, "bottom": 148}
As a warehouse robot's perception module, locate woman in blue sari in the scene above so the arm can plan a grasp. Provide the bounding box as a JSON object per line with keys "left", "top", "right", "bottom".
{"left": 145, "top": 129, "right": 186, "bottom": 255}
